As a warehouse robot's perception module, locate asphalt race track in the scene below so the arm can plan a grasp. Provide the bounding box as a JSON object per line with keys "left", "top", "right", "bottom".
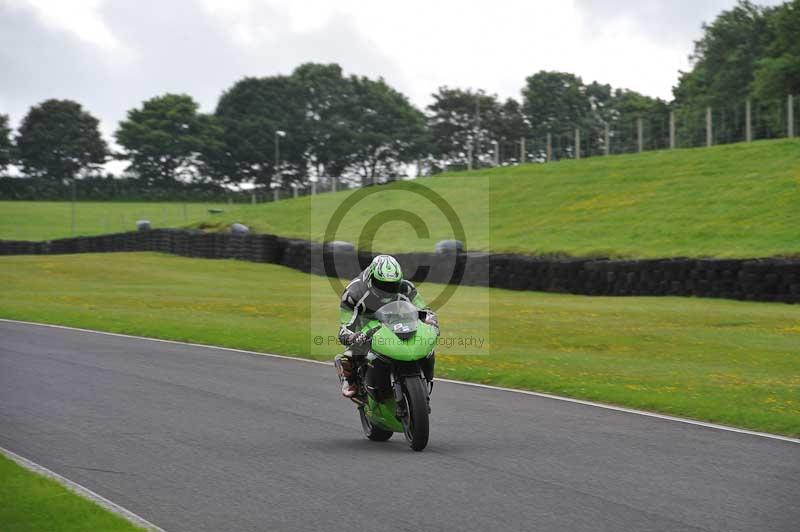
{"left": 1, "top": 321, "right": 798, "bottom": 532}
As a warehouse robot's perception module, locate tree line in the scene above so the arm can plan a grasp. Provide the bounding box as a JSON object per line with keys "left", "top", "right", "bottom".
{"left": 1, "top": 0, "right": 797, "bottom": 194}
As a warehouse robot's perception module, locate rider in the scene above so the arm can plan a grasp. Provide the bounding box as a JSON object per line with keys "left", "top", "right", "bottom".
{"left": 336, "top": 255, "right": 438, "bottom": 397}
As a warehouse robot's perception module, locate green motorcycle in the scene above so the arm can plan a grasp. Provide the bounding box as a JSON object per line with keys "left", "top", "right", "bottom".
{"left": 349, "top": 300, "right": 438, "bottom": 452}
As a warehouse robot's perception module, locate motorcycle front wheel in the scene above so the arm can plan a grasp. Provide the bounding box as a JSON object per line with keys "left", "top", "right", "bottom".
{"left": 401, "top": 377, "right": 430, "bottom": 451}
{"left": 359, "top": 407, "right": 393, "bottom": 441}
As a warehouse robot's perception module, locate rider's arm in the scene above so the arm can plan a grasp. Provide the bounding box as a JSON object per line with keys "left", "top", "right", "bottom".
{"left": 403, "top": 280, "right": 428, "bottom": 310}
{"left": 338, "top": 287, "right": 363, "bottom": 345}
{"left": 404, "top": 281, "right": 437, "bottom": 325}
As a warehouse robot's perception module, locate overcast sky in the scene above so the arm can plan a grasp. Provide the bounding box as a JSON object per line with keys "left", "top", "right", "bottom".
{"left": 0, "top": 0, "right": 786, "bottom": 141}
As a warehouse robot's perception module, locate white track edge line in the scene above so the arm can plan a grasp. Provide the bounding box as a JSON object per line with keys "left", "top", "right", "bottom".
{"left": 0, "top": 317, "right": 331, "bottom": 366}
{"left": 0, "top": 446, "right": 167, "bottom": 532}
{"left": 2, "top": 318, "right": 798, "bottom": 445}
{"left": 435, "top": 379, "right": 800, "bottom": 444}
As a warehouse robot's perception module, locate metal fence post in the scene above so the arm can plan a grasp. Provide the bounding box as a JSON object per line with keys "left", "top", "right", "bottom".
{"left": 637, "top": 117, "right": 644, "bottom": 153}
{"left": 669, "top": 111, "right": 676, "bottom": 149}
{"left": 574, "top": 128, "right": 581, "bottom": 160}
{"left": 520, "top": 137, "right": 525, "bottom": 164}
{"left": 745, "top": 100, "right": 752, "bottom": 142}
{"left": 546, "top": 133, "right": 552, "bottom": 162}
{"left": 604, "top": 123, "right": 610, "bottom": 155}
{"left": 332, "top": 176, "right": 337, "bottom": 193}
{"left": 493, "top": 140, "right": 500, "bottom": 166}
{"left": 789, "top": 94, "right": 795, "bottom": 138}
{"left": 706, "top": 106, "right": 713, "bottom": 147}
{"left": 71, "top": 178, "right": 76, "bottom": 235}
{"left": 273, "top": 187, "right": 279, "bottom": 202}
{"left": 467, "top": 145, "right": 473, "bottom": 170}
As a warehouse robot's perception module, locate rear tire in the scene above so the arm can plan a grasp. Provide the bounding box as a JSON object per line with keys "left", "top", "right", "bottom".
{"left": 401, "top": 377, "right": 430, "bottom": 451}
{"left": 359, "top": 407, "right": 393, "bottom": 441}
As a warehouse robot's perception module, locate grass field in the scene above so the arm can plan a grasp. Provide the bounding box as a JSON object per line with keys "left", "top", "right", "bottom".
{"left": 0, "top": 454, "right": 143, "bottom": 532}
{"left": 190, "top": 139, "right": 800, "bottom": 258}
{"left": 1, "top": 252, "right": 798, "bottom": 436}
{"left": 2, "top": 140, "right": 798, "bottom": 258}
{"left": 0, "top": 201, "right": 228, "bottom": 241}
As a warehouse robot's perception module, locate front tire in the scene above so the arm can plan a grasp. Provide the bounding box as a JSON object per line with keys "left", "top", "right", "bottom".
{"left": 401, "top": 377, "right": 430, "bottom": 451}
{"left": 359, "top": 407, "right": 393, "bottom": 441}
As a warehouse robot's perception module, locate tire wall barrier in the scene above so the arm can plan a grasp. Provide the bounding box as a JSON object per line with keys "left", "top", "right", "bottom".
{"left": 1, "top": 229, "right": 798, "bottom": 304}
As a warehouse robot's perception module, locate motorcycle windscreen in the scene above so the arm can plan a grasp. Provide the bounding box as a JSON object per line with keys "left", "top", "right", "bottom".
{"left": 374, "top": 300, "right": 419, "bottom": 334}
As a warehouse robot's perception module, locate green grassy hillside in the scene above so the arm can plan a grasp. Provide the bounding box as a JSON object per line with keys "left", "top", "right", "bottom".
{"left": 2, "top": 140, "right": 797, "bottom": 258}
{"left": 1, "top": 253, "right": 798, "bottom": 436}
{"left": 194, "top": 139, "right": 800, "bottom": 258}
{"left": 0, "top": 201, "right": 226, "bottom": 242}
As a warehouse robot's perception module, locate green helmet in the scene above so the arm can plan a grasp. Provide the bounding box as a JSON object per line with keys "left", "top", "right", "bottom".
{"left": 367, "top": 255, "right": 403, "bottom": 293}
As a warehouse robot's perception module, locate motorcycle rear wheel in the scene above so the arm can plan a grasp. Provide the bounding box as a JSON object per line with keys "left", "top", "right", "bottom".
{"left": 359, "top": 407, "right": 393, "bottom": 441}
{"left": 401, "top": 377, "right": 430, "bottom": 451}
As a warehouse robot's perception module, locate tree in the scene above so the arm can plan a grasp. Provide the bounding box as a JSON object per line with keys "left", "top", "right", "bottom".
{"left": 672, "top": 1, "right": 773, "bottom": 143}
{"left": 343, "top": 76, "right": 427, "bottom": 186}
{"left": 16, "top": 99, "right": 107, "bottom": 182}
{"left": 291, "top": 63, "right": 357, "bottom": 184}
{"left": 210, "top": 76, "right": 307, "bottom": 188}
{"left": 426, "top": 87, "right": 509, "bottom": 171}
{"left": 0, "top": 114, "right": 12, "bottom": 171}
{"left": 605, "top": 89, "right": 670, "bottom": 154}
{"left": 492, "top": 98, "right": 530, "bottom": 163}
{"left": 522, "top": 71, "right": 591, "bottom": 158}
{"left": 580, "top": 81, "right": 615, "bottom": 156}
{"left": 751, "top": 0, "right": 800, "bottom": 101}
{"left": 675, "top": 1, "right": 770, "bottom": 106}
{"left": 520, "top": 71, "right": 669, "bottom": 157}
{"left": 522, "top": 71, "right": 590, "bottom": 135}
{"left": 427, "top": 87, "right": 481, "bottom": 171}
{"left": 115, "top": 94, "right": 221, "bottom": 186}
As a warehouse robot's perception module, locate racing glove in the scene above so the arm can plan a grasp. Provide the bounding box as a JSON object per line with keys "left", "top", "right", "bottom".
{"left": 424, "top": 311, "right": 439, "bottom": 328}
{"left": 341, "top": 331, "right": 369, "bottom": 346}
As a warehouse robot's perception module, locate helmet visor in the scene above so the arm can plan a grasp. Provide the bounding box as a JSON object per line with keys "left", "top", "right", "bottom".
{"left": 371, "top": 277, "right": 401, "bottom": 294}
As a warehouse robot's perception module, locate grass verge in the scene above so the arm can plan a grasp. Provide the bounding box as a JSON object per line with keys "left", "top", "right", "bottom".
{"left": 0, "top": 201, "right": 227, "bottom": 242}
{"left": 1, "top": 252, "right": 798, "bottom": 436}
{"left": 0, "top": 453, "right": 144, "bottom": 532}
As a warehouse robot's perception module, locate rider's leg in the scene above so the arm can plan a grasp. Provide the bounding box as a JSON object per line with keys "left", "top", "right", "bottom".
{"left": 334, "top": 349, "right": 358, "bottom": 397}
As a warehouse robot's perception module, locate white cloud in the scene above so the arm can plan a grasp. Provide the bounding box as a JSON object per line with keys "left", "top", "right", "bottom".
{"left": 567, "top": 12, "right": 688, "bottom": 99}
{"left": 183, "top": 0, "right": 718, "bottom": 102}
{"left": 1, "top": 0, "right": 776, "bottom": 139}
{"left": 6, "top": 0, "right": 120, "bottom": 49}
